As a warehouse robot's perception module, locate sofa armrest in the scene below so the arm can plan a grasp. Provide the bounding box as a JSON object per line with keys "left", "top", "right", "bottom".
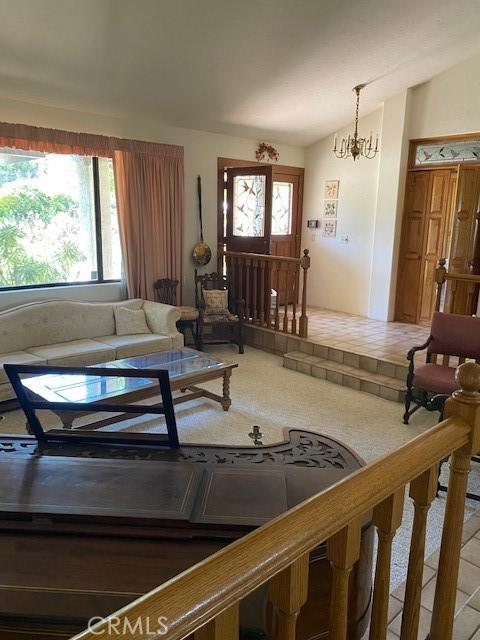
{"left": 142, "top": 301, "right": 182, "bottom": 337}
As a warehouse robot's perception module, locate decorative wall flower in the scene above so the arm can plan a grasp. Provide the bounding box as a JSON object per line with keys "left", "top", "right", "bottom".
{"left": 255, "top": 142, "right": 279, "bottom": 163}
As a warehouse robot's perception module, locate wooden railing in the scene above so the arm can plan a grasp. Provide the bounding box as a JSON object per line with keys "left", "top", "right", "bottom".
{"left": 435, "top": 258, "right": 480, "bottom": 315}
{"left": 219, "top": 249, "right": 311, "bottom": 338}
{"left": 72, "top": 362, "right": 480, "bottom": 640}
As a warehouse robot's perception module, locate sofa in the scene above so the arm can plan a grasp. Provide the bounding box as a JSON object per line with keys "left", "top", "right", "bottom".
{"left": 0, "top": 298, "right": 183, "bottom": 401}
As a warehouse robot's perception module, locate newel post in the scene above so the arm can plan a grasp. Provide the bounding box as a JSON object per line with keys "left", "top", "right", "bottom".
{"left": 434, "top": 258, "right": 447, "bottom": 312}
{"left": 429, "top": 362, "right": 480, "bottom": 639}
{"left": 299, "top": 249, "right": 310, "bottom": 339}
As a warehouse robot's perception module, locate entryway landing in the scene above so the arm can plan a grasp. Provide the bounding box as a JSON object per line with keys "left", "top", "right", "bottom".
{"left": 243, "top": 308, "right": 431, "bottom": 404}
{"left": 306, "top": 308, "right": 430, "bottom": 367}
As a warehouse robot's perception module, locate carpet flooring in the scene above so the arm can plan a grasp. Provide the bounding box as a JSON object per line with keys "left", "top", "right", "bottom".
{"left": 1, "top": 344, "right": 479, "bottom": 590}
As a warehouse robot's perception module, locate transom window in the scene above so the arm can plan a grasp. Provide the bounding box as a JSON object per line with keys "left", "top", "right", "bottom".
{"left": 414, "top": 139, "right": 480, "bottom": 166}
{"left": 0, "top": 148, "right": 122, "bottom": 290}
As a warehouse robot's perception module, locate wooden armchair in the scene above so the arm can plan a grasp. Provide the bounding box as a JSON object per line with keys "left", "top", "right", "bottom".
{"left": 194, "top": 270, "right": 245, "bottom": 354}
{"left": 403, "top": 311, "right": 480, "bottom": 424}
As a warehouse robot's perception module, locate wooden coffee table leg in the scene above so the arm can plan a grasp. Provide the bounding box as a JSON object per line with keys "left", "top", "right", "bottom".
{"left": 222, "top": 370, "right": 232, "bottom": 412}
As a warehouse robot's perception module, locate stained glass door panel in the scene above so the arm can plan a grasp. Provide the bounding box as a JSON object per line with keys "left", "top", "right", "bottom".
{"left": 226, "top": 165, "right": 272, "bottom": 254}
{"left": 232, "top": 174, "right": 266, "bottom": 237}
{"left": 272, "top": 181, "right": 293, "bottom": 235}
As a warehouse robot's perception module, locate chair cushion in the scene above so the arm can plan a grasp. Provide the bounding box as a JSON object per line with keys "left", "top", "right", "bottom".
{"left": 413, "top": 363, "right": 458, "bottom": 395}
{"left": 203, "top": 289, "right": 229, "bottom": 315}
{"left": 27, "top": 339, "right": 115, "bottom": 366}
{"left": 0, "top": 351, "right": 46, "bottom": 384}
{"left": 114, "top": 307, "right": 151, "bottom": 336}
{"left": 177, "top": 306, "right": 199, "bottom": 321}
{"left": 203, "top": 312, "right": 237, "bottom": 323}
{"left": 96, "top": 334, "right": 172, "bottom": 359}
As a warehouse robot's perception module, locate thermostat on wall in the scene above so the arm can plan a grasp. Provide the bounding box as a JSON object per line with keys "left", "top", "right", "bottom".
{"left": 307, "top": 219, "right": 319, "bottom": 228}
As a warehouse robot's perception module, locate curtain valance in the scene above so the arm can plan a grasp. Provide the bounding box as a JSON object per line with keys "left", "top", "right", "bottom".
{"left": 0, "top": 121, "right": 183, "bottom": 159}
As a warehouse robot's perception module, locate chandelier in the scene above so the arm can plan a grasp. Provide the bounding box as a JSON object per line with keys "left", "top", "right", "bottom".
{"left": 333, "top": 84, "right": 379, "bottom": 161}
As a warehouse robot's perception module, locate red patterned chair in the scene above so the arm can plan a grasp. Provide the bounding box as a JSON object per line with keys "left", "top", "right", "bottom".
{"left": 403, "top": 312, "right": 480, "bottom": 424}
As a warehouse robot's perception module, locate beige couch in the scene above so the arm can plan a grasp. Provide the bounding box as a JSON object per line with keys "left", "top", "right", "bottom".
{"left": 0, "top": 298, "right": 183, "bottom": 401}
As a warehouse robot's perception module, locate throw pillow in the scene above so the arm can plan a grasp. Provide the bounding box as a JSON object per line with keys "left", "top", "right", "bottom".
{"left": 114, "top": 306, "right": 151, "bottom": 336}
{"left": 203, "top": 289, "right": 229, "bottom": 315}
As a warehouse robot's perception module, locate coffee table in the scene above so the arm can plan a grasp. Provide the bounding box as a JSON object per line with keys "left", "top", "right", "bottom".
{"left": 21, "top": 348, "right": 238, "bottom": 431}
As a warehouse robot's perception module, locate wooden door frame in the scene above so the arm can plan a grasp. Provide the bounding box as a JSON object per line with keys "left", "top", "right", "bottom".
{"left": 217, "top": 157, "right": 304, "bottom": 258}
{"left": 395, "top": 133, "right": 480, "bottom": 323}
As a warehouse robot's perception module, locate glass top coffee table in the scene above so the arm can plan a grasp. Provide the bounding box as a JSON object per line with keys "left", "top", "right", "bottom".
{"left": 21, "top": 348, "right": 238, "bottom": 432}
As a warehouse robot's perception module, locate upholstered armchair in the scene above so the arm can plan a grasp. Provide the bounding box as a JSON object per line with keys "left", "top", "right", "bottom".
{"left": 194, "top": 270, "right": 245, "bottom": 354}
{"left": 403, "top": 312, "right": 480, "bottom": 424}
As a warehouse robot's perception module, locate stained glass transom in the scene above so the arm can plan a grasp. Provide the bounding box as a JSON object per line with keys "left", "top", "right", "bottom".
{"left": 232, "top": 175, "right": 265, "bottom": 237}
{"left": 272, "top": 181, "right": 293, "bottom": 235}
{"left": 415, "top": 140, "right": 480, "bottom": 166}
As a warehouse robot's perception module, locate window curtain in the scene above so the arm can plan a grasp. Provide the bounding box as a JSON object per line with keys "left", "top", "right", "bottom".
{"left": 0, "top": 121, "right": 184, "bottom": 301}
{"left": 113, "top": 149, "right": 184, "bottom": 302}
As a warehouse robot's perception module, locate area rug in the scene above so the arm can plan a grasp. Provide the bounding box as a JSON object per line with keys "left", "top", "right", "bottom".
{"left": 1, "top": 344, "right": 478, "bottom": 590}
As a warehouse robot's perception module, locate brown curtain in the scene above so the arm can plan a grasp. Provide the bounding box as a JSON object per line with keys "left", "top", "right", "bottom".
{"left": 113, "top": 150, "right": 183, "bottom": 302}
{"left": 0, "top": 121, "right": 184, "bottom": 301}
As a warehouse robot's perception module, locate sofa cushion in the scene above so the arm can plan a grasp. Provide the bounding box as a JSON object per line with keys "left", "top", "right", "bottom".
{"left": 413, "top": 363, "right": 458, "bottom": 395}
{"left": 0, "top": 351, "right": 46, "bottom": 385}
{"left": 27, "top": 339, "right": 115, "bottom": 366}
{"left": 96, "top": 334, "right": 172, "bottom": 359}
{"left": 114, "top": 307, "right": 151, "bottom": 336}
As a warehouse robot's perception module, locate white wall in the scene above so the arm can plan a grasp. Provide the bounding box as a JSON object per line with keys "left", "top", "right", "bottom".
{"left": 0, "top": 97, "right": 304, "bottom": 307}
{"left": 408, "top": 52, "right": 480, "bottom": 140}
{"left": 369, "top": 91, "right": 410, "bottom": 320}
{"left": 302, "top": 108, "right": 382, "bottom": 316}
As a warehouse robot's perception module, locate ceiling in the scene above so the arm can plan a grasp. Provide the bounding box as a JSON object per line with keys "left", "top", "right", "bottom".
{"left": 0, "top": 0, "right": 479, "bottom": 146}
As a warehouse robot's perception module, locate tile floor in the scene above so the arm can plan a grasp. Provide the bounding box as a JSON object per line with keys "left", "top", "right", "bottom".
{"left": 387, "top": 512, "right": 480, "bottom": 638}
{"left": 305, "top": 307, "right": 430, "bottom": 366}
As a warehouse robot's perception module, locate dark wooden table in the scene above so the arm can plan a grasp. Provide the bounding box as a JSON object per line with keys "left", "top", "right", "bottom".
{"left": 0, "top": 429, "right": 373, "bottom": 640}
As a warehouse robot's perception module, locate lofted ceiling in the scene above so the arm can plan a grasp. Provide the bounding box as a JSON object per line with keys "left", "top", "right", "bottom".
{"left": 0, "top": 0, "right": 479, "bottom": 146}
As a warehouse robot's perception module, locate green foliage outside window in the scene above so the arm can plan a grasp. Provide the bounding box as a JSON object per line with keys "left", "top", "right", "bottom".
{"left": 0, "top": 158, "right": 87, "bottom": 287}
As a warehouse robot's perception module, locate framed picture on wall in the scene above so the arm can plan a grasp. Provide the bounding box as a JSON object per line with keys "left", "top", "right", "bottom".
{"left": 324, "top": 180, "right": 339, "bottom": 199}
{"left": 322, "top": 220, "right": 337, "bottom": 238}
{"left": 323, "top": 200, "right": 338, "bottom": 218}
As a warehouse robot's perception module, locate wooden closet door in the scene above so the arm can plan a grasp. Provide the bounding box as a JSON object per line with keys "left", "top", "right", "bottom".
{"left": 447, "top": 166, "right": 480, "bottom": 314}
{"left": 395, "top": 170, "right": 454, "bottom": 324}
{"left": 417, "top": 170, "right": 456, "bottom": 324}
{"left": 395, "top": 171, "right": 430, "bottom": 323}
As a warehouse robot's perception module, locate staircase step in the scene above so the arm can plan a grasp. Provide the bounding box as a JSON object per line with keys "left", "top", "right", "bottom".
{"left": 283, "top": 351, "right": 406, "bottom": 403}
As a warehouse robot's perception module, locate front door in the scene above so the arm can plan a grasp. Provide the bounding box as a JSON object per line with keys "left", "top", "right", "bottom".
{"left": 270, "top": 172, "right": 302, "bottom": 304}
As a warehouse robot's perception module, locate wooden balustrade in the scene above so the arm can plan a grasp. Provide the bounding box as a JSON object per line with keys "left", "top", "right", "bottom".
{"left": 435, "top": 257, "right": 480, "bottom": 315}
{"left": 71, "top": 363, "right": 480, "bottom": 640}
{"left": 219, "top": 249, "right": 310, "bottom": 338}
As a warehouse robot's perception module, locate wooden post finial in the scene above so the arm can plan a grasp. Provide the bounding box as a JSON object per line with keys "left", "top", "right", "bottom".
{"left": 453, "top": 362, "right": 480, "bottom": 401}
{"left": 300, "top": 249, "right": 310, "bottom": 270}
{"left": 435, "top": 258, "right": 447, "bottom": 285}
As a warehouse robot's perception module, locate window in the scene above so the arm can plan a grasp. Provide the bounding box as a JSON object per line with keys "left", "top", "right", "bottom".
{"left": 232, "top": 174, "right": 266, "bottom": 237}
{"left": 414, "top": 139, "right": 480, "bottom": 166}
{"left": 271, "top": 181, "right": 293, "bottom": 235}
{"left": 0, "top": 148, "right": 122, "bottom": 289}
